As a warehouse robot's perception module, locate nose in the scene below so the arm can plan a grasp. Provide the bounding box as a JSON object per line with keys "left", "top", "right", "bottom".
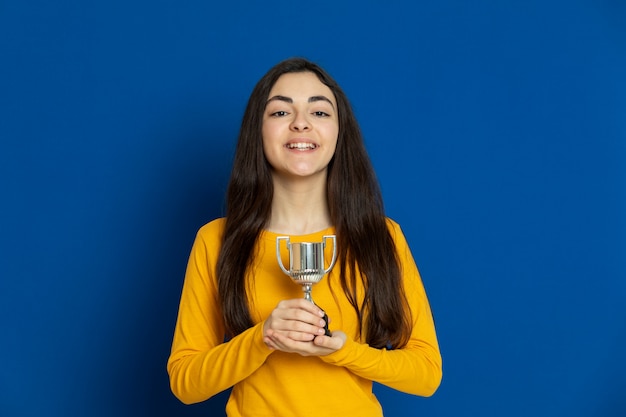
{"left": 290, "top": 111, "right": 310, "bottom": 131}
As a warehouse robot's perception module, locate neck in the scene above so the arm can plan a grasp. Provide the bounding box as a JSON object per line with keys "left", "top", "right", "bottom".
{"left": 268, "top": 172, "right": 332, "bottom": 235}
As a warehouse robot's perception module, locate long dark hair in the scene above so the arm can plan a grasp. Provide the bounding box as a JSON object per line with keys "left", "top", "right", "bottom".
{"left": 216, "top": 58, "right": 411, "bottom": 349}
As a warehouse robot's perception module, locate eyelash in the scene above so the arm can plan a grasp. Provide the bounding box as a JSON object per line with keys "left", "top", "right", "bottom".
{"left": 270, "top": 111, "right": 330, "bottom": 117}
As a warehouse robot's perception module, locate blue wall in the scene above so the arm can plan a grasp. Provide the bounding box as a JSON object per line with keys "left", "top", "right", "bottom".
{"left": 1, "top": 1, "right": 624, "bottom": 416}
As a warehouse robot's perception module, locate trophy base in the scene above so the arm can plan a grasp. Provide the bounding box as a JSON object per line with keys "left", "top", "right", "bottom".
{"left": 320, "top": 311, "right": 331, "bottom": 337}
{"left": 312, "top": 303, "right": 331, "bottom": 337}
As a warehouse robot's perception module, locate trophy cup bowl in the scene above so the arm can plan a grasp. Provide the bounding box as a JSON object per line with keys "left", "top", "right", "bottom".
{"left": 276, "top": 235, "right": 337, "bottom": 336}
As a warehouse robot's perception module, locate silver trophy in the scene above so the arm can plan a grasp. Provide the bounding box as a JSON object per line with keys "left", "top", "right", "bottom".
{"left": 276, "top": 235, "right": 337, "bottom": 336}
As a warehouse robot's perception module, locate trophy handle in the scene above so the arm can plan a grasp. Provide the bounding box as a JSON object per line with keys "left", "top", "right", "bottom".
{"left": 276, "top": 236, "right": 290, "bottom": 275}
{"left": 322, "top": 235, "right": 337, "bottom": 274}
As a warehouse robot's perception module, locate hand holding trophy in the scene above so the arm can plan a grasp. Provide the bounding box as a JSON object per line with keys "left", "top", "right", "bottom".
{"left": 276, "top": 235, "right": 337, "bottom": 336}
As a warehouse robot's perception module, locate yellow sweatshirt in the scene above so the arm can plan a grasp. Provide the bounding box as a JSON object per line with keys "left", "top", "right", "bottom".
{"left": 167, "top": 218, "right": 442, "bottom": 416}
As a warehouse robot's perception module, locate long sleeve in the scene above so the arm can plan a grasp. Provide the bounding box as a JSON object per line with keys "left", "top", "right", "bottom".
{"left": 167, "top": 218, "right": 441, "bottom": 415}
{"left": 166, "top": 220, "right": 272, "bottom": 405}
{"left": 319, "top": 220, "right": 442, "bottom": 396}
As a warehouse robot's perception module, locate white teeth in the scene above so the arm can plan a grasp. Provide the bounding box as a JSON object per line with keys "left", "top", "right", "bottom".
{"left": 287, "top": 142, "right": 316, "bottom": 150}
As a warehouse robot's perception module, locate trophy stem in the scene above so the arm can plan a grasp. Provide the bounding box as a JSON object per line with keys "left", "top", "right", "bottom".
{"left": 302, "top": 284, "right": 313, "bottom": 303}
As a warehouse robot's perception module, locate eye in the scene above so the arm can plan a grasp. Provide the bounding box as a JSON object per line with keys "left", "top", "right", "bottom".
{"left": 312, "top": 111, "right": 330, "bottom": 117}
{"left": 270, "top": 110, "right": 289, "bottom": 117}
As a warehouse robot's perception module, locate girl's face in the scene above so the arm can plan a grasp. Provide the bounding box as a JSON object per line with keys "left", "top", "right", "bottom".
{"left": 262, "top": 72, "right": 339, "bottom": 181}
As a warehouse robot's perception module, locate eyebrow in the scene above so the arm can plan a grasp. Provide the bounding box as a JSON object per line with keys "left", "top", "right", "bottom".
{"left": 266, "top": 95, "right": 335, "bottom": 108}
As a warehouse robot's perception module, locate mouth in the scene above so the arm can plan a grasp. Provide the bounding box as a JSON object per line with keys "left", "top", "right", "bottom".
{"left": 285, "top": 142, "right": 318, "bottom": 150}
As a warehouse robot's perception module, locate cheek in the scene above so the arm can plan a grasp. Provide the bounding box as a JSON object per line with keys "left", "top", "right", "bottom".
{"left": 262, "top": 120, "right": 282, "bottom": 143}
{"left": 261, "top": 125, "right": 274, "bottom": 150}
{"left": 261, "top": 126, "right": 281, "bottom": 165}
{"left": 325, "top": 125, "right": 339, "bottom": 148}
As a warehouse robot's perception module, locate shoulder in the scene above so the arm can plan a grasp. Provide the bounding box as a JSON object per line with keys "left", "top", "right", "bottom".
{"left": 196, "top": 217, "right": 227, "bottom": 243}
{"left": 384, "top": 217, "right": 404, "bottom": 238}
{"left": 385, "top": 216, "right": 401, "bottom": 230}
{"left": 384, "top": 217, "right": 412, "bottom": 251}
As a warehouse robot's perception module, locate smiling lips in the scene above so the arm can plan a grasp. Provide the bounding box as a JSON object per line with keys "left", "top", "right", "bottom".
{"left": 286, "top": 142, "right": 318, "bottom": 150}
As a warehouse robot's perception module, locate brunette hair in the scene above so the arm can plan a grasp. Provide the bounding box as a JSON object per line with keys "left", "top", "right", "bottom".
{"left": 216, "top": 57, "right": 411, "bottom": 349}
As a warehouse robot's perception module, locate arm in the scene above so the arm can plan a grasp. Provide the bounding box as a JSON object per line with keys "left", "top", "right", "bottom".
{"left": 167, "top": 225, "right": 272, "bottom": 404}
{"left": 318, "top": 221, "right": 442, "bottom": 396}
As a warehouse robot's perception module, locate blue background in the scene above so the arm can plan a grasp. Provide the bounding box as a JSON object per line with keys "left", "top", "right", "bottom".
{"left": 1, "top": 1, "right": 625, "bottom": 416}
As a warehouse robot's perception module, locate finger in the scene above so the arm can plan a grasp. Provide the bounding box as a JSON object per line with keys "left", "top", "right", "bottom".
{"left": 272, "top": 329, "right": 331, "bottom": 353}
{"left": 267, "top": 331, "right": 305, "bottom": 352}
{"left": 282, "top": 309, "right": 326, "bottom": 330}
{"left": 280, "top": 298, "right": 326, "bottom": 318}
{"left": 263, "top": 336, "right": 277, "bottom": 350}
{"left": 268, "top": 309, "right": 327, "bottom": 334}
{"left": 269, "top": 333, "right": 340, "bottom": 357}
{"left": 273, "top": 327, "right": 321, "bottom": 342}
{"left": 267, "top": 314, "right": 326, "bottom": 337}
{"left": 313, "top": 331, "right": 346, "bottom": 351}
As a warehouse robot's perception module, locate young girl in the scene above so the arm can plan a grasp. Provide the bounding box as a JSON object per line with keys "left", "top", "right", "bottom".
{"left": 167, "top": 58, "right": 442, "bottom": 416}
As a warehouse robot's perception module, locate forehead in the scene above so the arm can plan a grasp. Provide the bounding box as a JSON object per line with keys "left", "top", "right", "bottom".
{"left": 268, "top": 72, "right": 336, "bottom": 104}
